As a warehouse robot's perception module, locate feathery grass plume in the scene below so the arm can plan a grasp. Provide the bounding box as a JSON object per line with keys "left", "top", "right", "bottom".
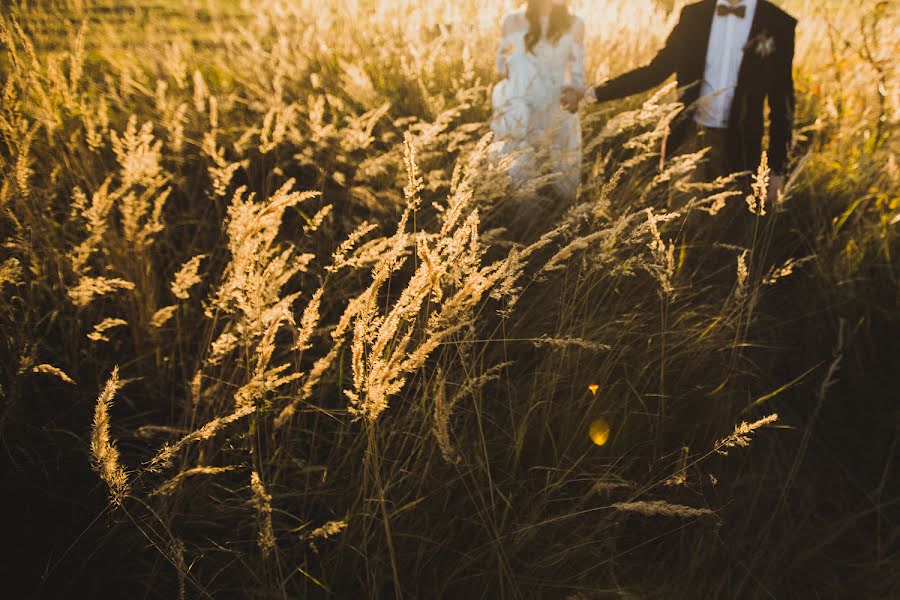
{"left": 190, "top": 371, "right": 202, "bottom": 406}
{"left": 276, "top": 292, "right": 369, "bottom": 427}
{"left": 592, "top": 481, "right": 633, "bottom": 495}
{"left": 14, "top": 125, "right": 36, "bottom": 197}
{"left": 327, "top": 221, "right": 379, "bottom": 272}
{"left": 206, "top": 330, "right": 239, "bottom": 365}
{"left": 736, "top": 249, "right": 750, "bottom": 300}
{"left": 82, "top": 99, "right": 106, "bottom": 151}
{"left": 209, "top": 161, "right": 243, "bottom": 198}
{"left": 68, "top": 276, "right": 135, "bottom": 307}
{"left": 171, "top": 254, "right": 206, "bottom": 300}
{"left": 91, "top": 367, "right": 128, "bottom": 504}
{"left": 294, "top": 288, "right": 323, "bottom": 353}
{"left": 715, "top": 413, "right": 779, "bottom": 455}
{"left": 664, "top": 446, "right": 690, "bottom": 486}
{"left": 302, "top": 520, "right": 348, "bottom": 554}
{"left": 642, "top": 147, "right": 706, "bottom": 200}
{"left": 119, "top": 186, "right": 171, "bottom": 250}
{"left": 433, "top": 362, "right": 512, "bottom": 464}
{"left": 110, "top": 116, "right": 165, "bottom": 189}
{"left": 69, "top": 179, "right": 119, "bottom": 273}
{"left": 206, "top": 182, "right": 318, "bottom": 338}
{"left": 402, "top": 132, "right": 424, "bottom": 209}
{"left": 304, "top": 520, "right": 348, "bottom": 541}
{"left": 612, "top": 500, "right": 714, "bottom": 518}
{"left": 192, "top": 69, "right": 208, "bottom": 113}
{"left": 150, "top": 466, "right": 237, "bottom": 497}
{"left": 645, "top": 208, "right": 678, "bottom": 296}
{"left": 150, "top": 305, "right": 177, "bottom": 328}
{"left": 208, "top": 95, "right": 218, "bottom": 129}
{"left": 746, "top": 151, "right": 770, "bottom": 216}
{"left": 32, "top": 364, "right": 76, "bottom": 385}
{"left": 250, "top": 471, "right": 276, "bottom": 558}
{"left": 68, "top": 20, "right": 86, "bottom": 95}
{"left": 303, "top": 204, "right": 333, "bottom": 234}
{"left": 148, "top": 404, "right": 256, "bottom": 472}
{"left": 346, "top": 137, "right": 521, "bottom": 421}
{"left": 167, "top": 103, "right": 188, "bottom": 153}
{"left": 541, "top": 228, "right": 613, "bottom": 274}
{"left": 696, "top": 190, "right": 743, "bottom": 216}
{"left": 431, "top": 375, "right": 455, "bottom": 463}
{"left": 533, "top": 336, "right": 612, "bottom": 352}
{"left": 87, "top": 317, "right": 128, "bottom": 342}
{"left": 0, "top": 257, "right": 22, "bottom": 287}
{"left": 234, "top": 363, "right": 302, "bottom": 410}
{"left": 764, "top": 256, "right": 814, "bottom": 285}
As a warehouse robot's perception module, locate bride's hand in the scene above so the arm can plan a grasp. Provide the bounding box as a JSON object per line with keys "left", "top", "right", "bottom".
{"left": 560, "top": 87, "right": 582, "bottom": 113}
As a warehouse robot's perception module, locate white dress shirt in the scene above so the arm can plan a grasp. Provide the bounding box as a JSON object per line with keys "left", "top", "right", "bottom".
{"left": 696, "top": 0, "right": 758, "bottom": 128}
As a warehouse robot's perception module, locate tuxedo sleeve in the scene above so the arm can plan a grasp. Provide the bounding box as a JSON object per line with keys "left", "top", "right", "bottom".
{"left": 767, "top": 20, "right": 796, "bottom": 174}
{"left": 593, "top": 11, "right": 684, "bottom": 103}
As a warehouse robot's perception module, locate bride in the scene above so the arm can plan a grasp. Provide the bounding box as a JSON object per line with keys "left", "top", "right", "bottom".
{"left": 490, "top": 0, "right": 585, "bottom": 200}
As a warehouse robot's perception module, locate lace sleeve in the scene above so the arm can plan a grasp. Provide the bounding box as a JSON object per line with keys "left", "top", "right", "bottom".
{"left": 497, "top": 12, "right": 526, "bottom": 78}
{"left": 568, "top": 17, "right": 586, "bottom": 91}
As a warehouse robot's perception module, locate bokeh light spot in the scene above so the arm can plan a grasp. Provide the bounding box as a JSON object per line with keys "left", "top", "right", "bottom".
{"left": 589, "top": 418, "right": 610, "bottom": 446}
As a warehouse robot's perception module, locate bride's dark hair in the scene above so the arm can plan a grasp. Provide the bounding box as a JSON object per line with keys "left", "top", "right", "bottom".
{"left": 524, "top": 0, "right": 574, "bottom": 53}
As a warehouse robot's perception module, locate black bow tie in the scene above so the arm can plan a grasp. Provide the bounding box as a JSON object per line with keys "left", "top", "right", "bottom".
{"left": 716, "top": 3, "right": 747, "bottom": 17}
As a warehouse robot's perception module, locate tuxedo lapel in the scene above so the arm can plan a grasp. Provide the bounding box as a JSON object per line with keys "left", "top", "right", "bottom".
{"left": 736, "top": 1, "right": 768, "bottom": 87}
{"left": 684, "top": 0, "right": 718, "bottom": 87}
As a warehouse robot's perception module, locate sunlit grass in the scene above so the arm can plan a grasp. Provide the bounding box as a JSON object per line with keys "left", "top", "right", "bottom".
{"left": 1, "top": 0, "right": 897, "bottom": 597}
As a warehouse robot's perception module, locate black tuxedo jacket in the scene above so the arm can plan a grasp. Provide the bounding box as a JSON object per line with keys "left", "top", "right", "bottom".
{"left": 593, "top": 0, "right": 796, "bottom": 174}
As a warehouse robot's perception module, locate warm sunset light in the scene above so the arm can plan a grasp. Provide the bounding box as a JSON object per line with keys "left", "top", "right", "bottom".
{"left": 5, "top": 0, "right": 895, "bottom": 597}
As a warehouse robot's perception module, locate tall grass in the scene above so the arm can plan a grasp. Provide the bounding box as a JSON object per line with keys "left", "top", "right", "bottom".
{"left": 1, "top": 0, "right": 897, "bottom": 597}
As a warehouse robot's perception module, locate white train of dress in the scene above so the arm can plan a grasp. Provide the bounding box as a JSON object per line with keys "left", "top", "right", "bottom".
{"left": 490, "top": 10, "right": 585, "bottom": 200}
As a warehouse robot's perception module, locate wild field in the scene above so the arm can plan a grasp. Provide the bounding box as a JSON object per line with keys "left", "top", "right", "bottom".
{"left": 1, "top": 0, "right": 898, "bottom": 598}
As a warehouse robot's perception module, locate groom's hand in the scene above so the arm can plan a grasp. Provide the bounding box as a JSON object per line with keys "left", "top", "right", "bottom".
{"left": 560, "top": 87, "right": 582, "bottom": 113}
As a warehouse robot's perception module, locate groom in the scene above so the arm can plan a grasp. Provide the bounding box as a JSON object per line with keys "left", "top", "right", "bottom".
{"left": 568, "top": 0, "right": 796, "bottom": 198}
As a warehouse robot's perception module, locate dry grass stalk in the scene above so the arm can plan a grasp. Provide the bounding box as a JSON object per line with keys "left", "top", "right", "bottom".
{"left": 746, "top": 152, "right": 770, "bottom": 216}
{"left": 592, "top": 481, "right": 633, "bottom": 495}
{"left": 611, "top": 500, "right": 714, "bottom": 518}
{"left": 533, "top": 336, "right": 612, "bottom": 352}
{"left": 150, "top": 466, "right": 237, "bottom": 497}
{"left": 68, "top": 276, "right": 135, "bottom": 307}
{"left": 171, "top": 255, "right": 206, "bottom": 300}
{"left": 0, "top": 257, "right": 22, "bottom": 287}
{"left": 736, "top": 249, "right": 750, "bottom": 300}
{"left": 764, "top": 256, "right": 814, "bottom": 285}
{"left": 715, "top": 413, "right": 780, "bottom": 454}
{"left": 87, "top": 317, "right": 128, "bottom": 342}
{"left": 32, "top": 364, "right": 76, "bottom": 385}
{"left": 148, "top": 404, "right": 256, "bottom": 472}
{"left": 433, "top": 362, "right": 511, "bottom": 464}
{"left": 150, "top": 305, "right": 177, "bottom": 328}
{"left": 250, "top": 471, "right": 276, "bottom": 558}
{"left": 304, "top": 520, "right": 348, "bottom": 541}
{"left": 90, "top": 367, "right": 128, "bottom": 503}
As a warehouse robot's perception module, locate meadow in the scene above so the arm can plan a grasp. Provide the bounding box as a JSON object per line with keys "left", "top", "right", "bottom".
{"left": 1, "top": 0, "right": 898, "bottom": 598}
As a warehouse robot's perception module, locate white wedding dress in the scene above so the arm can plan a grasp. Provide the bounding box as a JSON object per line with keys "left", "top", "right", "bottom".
{"left": 490, "top": 10, "right": 585, "bottom": 200}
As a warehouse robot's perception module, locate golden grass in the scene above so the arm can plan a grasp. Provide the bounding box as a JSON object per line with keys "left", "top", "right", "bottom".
{"left": 1, "top": 0, "right": 897, "bottom": 596}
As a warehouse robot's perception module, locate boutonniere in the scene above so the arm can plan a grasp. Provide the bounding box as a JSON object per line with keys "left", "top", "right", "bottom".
{"left": 745, "top": 31, "right": 776, "bottom": 59}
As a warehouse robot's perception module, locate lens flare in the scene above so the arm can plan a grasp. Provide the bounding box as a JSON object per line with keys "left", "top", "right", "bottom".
{"left": 589, "top": 418, "right": 610, "bottom": 446}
